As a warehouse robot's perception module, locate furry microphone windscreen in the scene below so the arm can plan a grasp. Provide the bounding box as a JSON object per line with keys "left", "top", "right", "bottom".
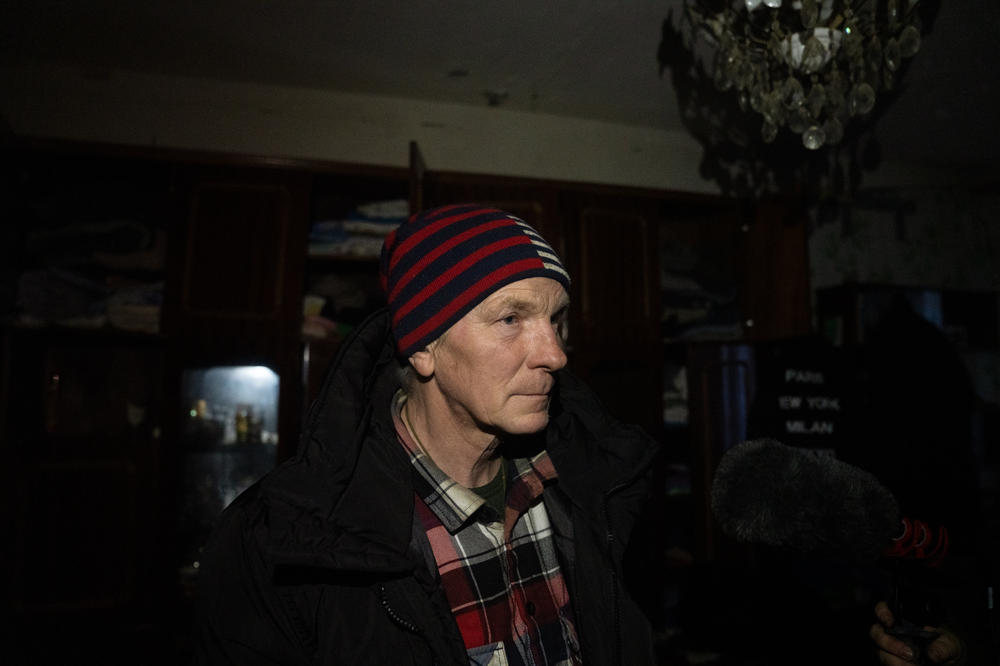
{"left": 711, "top": 438, "right": 901, "bottom": 562}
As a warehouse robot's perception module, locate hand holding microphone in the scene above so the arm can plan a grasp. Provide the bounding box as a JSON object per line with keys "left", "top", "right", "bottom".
{"left": 871, "top": 601, "right": 966, "bottom": 665}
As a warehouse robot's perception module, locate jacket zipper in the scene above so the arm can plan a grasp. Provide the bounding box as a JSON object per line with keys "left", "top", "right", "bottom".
{"left": 376, "top": 583, "right": 422, "bottom": 634}
{"left": 601, "top": 490, "right": 622, "bottom": 666}
{"left": 601, "top": 472, "right": 644, "bottom": 666}
{"left": 377, "top": 584, "right": 448, "bottom": 666}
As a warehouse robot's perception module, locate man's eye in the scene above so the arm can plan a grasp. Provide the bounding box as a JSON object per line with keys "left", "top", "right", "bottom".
{"left": 500, "top": 315, "right": 518, "bottom": 325}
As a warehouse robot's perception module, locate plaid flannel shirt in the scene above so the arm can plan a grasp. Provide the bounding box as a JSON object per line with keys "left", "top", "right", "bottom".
{"left": 392, "top": 395, "right": 582, "bottom": 666}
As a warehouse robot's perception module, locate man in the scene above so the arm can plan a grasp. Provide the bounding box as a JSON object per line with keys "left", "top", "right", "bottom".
{"left": 195, "top": 204, "right": 659, "bottom": 665}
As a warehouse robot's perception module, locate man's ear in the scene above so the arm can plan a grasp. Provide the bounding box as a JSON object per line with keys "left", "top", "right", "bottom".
{"left": 409, "top": 348, "right": 435, "bottom": 378}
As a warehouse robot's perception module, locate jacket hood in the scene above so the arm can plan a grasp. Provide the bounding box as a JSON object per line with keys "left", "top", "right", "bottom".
{"left": 261, "top": 309, "right": 417, "bottom": 573}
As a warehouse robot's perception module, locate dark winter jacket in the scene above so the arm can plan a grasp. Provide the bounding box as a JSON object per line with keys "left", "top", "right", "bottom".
{"left": 194, "top": 309, "right": 658, "bottom": 665}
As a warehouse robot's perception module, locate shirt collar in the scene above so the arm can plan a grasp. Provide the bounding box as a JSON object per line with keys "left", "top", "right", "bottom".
{"left": 391, "top": 391, "right": 558, "bottom": 533}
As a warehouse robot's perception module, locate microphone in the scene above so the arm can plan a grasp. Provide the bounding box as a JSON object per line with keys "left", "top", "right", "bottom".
{"left": 711, "top": 439, "right": 955, "bottom": 661}
{"left": 710, "top": 438, "right": 902, "bottom": 563}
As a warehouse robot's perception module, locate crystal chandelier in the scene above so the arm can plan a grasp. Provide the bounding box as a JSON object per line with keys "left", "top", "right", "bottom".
{"left": 682, "top": 0, "right": 926, "bottom": 151}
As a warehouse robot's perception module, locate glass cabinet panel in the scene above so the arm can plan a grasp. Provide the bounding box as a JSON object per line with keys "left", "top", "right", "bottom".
{"left": 175, "top": 365, "right": 279, "bottom": 588}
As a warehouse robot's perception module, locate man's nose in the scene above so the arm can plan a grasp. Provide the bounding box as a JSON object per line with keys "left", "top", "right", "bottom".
{"left": 530, "top": 321, "right": 568, "bottom": 371}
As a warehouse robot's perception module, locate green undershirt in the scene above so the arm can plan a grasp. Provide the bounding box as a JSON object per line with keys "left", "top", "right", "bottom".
{"left": 471, "top": 462, "right": 507, "bottom": 520}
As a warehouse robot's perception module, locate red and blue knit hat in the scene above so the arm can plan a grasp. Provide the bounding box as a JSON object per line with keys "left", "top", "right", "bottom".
{"left": 379, "top": 203, "right": 570, "bottom": 358}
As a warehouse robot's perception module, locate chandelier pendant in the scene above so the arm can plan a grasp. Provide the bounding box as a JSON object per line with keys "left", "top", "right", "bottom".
{"left": 684, "top": 0, "right": 925, "bottom": 150}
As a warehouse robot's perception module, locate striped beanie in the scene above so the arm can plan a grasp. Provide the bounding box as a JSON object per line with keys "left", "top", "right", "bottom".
{"left": 379, "top": 203, "right": 570, "bottom": 358}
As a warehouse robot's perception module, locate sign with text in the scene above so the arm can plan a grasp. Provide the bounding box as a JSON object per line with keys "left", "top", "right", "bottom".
{"left": 748, "top": 339, "right": 851, "bottom": 453}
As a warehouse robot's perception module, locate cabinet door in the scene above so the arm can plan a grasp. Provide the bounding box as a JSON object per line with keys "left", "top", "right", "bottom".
{"left": 566, "top": 196, "right": 663, "bottom": 435}
{"left": 741, "top": 198, "right": 812, "bottom": 340}
{"left": 575, "top": 205, "right": 657, "bottom": 347}
{"left": 168, "top": 166, "right": 310, "bottom": 362}
{"left": 6, "top": 336, "right": 165, "bottom": 612}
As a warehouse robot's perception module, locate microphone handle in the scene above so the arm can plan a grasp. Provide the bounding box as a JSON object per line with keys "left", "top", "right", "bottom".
{"left": 889, "top": 566, "right": 941, "bottom": 665}
{"left": 886, "top": 618, "right": 939, "bottom": 665}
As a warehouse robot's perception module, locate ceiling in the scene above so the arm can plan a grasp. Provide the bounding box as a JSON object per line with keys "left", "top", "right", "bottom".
{"left": 3, "top": 1, "right": 998, "bottom": 184}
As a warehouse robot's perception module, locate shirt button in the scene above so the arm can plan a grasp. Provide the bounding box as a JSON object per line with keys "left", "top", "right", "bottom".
{"left": 525, "top": 601, "right": 536, "bottom": 616}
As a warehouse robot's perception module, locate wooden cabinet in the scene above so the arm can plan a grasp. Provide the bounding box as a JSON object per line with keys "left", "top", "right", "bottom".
{"left": 1, "top": 146, "right": 178, "bottom": 658}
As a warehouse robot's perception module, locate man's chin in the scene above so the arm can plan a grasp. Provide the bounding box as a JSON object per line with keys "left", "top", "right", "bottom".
{"left": 504, "top": 412, "right": 550, "bottom": 436}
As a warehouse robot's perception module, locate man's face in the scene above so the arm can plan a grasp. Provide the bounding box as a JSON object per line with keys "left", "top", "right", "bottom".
{"left": 418, "top": 277, "right": 569, "bottom": 437}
